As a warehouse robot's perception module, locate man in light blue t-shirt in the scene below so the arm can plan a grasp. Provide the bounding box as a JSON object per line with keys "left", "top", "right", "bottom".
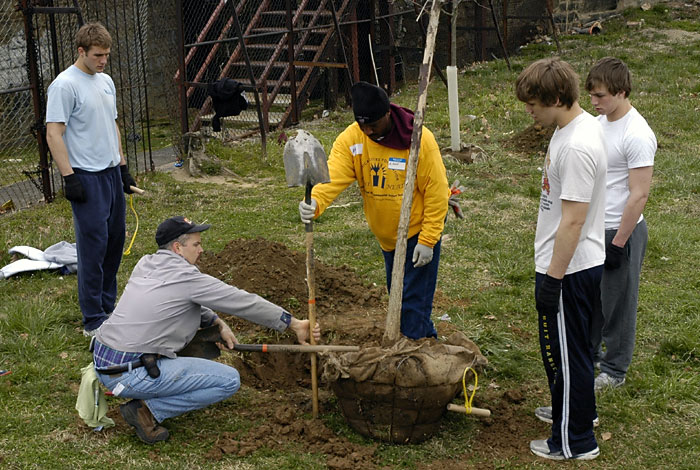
{"left": 46, "top": 22, "right": 137, "bottom": 336}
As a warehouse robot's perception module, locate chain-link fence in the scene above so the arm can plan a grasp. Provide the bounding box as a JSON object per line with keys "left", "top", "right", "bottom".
{"left": 80, "top": 0, "right": 154, "bottom": 175}
{"left": 0, "top": 0, "right": 152, "bottom": 215}
{"left": 0, "top": 1, "right": 49, "bottom": 212}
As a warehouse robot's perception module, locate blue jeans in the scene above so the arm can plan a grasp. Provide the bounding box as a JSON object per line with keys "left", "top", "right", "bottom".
{"left": 96, "top": 357, "right": 240, "bottom": 422}
{"left": 382, "top": 234, "right": 440, "bottom": 339}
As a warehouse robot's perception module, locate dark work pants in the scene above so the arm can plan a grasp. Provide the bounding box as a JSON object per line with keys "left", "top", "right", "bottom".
{"left": 382, "top": 234, "right": 440, "bottom": 339}
{"left": 536, "top": 265, "right": 601, "bottom": 457}
{"left": 71, "top": 166, "right": 125, "bottom": 330}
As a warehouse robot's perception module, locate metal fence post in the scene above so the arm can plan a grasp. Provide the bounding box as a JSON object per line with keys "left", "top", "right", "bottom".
{"left": 21, "top": 0, "right": 53, "bottom": 203}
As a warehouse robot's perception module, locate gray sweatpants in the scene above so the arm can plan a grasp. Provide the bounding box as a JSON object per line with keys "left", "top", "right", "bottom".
{"left": 591, "top": 219, "right": 648, "bottom": 378}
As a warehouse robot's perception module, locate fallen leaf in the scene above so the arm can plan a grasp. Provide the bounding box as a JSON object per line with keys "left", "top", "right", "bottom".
{"left": 602, "top": 432, "right": 612, "bottom": 441}
{"left": 60, "top": 352, "right": 69, "bottom": 359}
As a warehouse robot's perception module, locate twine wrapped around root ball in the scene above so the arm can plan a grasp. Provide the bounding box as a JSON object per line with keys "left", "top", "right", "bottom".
{"left": 322, "top": 331, "right": 487, "bottom": 444}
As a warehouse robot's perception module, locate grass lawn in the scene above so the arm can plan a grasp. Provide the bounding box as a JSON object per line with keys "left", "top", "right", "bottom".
{"left": 1, "top": 4, "right": 699, "bottom": 469}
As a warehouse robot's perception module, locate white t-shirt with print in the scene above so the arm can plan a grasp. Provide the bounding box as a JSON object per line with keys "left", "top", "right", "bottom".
{"left": 597, "top": 107, "right": 656, "bottom": 230}
{"left": 535, "top": 111, "right": 607, "bottom": 275}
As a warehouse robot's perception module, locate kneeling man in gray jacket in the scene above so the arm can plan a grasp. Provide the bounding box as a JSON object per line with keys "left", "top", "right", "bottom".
{"left": 93, "top": 216, "right": 320, "bottom": 444}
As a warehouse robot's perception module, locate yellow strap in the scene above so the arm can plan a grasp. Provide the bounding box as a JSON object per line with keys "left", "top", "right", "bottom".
{"left": 461, "top": 366, "right": 478, "bottom": 414}
{"left": 123, "top": 194, "right": 139, "bottom": 256}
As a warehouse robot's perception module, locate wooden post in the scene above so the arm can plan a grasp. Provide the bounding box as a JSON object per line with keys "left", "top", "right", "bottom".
{"left": 383, "top": 0, "right": 443, "bottom": 344}
{"left": 450, "top": 0, "right": 458, "bottom": 67}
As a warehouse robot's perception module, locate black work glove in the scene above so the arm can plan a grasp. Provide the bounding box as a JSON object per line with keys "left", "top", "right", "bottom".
{"left": 604, "top": 241, "right": 626, "bottom": 270}
{"left": 120, "top": 165, "right": 136, "bottom": 194}
{"left": 536, "top": 274, "right": 562, "bottom": 316}
{"left": 63, "top": 174, "right": 86, "bottom": 202}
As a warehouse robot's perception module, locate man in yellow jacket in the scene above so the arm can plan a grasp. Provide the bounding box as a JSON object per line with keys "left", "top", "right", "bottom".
{"left": 299, "top": 82, "right": 450, "bottom": 339}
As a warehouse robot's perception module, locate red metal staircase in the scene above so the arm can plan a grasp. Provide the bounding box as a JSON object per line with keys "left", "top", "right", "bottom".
{"left": 182, "top": 0, "right": 354, "bottom": 133}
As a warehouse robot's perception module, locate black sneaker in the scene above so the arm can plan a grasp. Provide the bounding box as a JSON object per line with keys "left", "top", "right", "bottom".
{"left": 119, "top": 399, "right": 169, "bottom": 444}
{"left": 530, "top": 439, "right": 600, "bottom": 460}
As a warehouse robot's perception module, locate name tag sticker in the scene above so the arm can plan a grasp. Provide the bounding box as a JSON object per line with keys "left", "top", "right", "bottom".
{"left": 388, "top": 157, "right": 406, "bottom": 171}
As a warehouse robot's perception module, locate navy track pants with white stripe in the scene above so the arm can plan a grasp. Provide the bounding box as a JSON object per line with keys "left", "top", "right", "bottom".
{"left": 536, "top": 265, "right": 601, "bottom": 457}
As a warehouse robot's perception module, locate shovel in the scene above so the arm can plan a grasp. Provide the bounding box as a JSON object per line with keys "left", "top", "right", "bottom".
{"left": 283, "top": 129, "right": 330, "bottom": 419}
{"left": 177, "top": 325, "right": 359, "bottom": 360}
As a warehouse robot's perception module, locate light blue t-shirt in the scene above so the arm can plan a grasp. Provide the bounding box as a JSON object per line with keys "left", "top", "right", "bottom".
{"left": 46, "top": 65, "right": 121, "bottom": 172}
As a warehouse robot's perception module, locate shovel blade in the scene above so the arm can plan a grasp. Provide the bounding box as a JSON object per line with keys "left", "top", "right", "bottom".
{"left": 283, "top": 129, "right": 330, "bottom": 187}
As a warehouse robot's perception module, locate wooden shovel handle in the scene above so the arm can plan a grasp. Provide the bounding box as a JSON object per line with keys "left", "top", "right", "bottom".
{"left": 232, "top": 344, "right": 359, "bottom": 353}
{"left": 305, "top": 181, "right": 319, "bottom": 418}
{"left": 447, "top": 403, "right": 492, "bottom": 417}
{"left": 129, "top": 185, "right": 145, "bottom": 195}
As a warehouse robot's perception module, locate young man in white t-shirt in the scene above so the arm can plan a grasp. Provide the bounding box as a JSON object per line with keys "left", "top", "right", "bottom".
{"left": 516, "top": 58, "right": 607, "bottom": 461}
{"left": 586, "top": 57, "right": 656, "bottom": 391}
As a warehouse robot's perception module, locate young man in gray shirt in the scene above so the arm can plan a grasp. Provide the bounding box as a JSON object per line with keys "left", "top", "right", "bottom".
{"left": 94, "top": 216, "right": 320, "bottom": 444}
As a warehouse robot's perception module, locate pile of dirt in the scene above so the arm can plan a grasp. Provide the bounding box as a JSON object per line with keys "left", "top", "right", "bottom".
{"left": 198, "top": 237, "right": 389, "bottom": 391}
{"left": 506, "top": 123, "right": 554, "bottom": 155}
{"left": 205, "top": 402, "right": 379, "bottom": 470}
{"left": 200, "top": 237, "right": 384, "bottom": 316}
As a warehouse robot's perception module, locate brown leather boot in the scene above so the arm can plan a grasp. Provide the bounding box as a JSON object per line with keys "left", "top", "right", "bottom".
{"left": 119, "top": 399, "right": 169, "bottom": 444}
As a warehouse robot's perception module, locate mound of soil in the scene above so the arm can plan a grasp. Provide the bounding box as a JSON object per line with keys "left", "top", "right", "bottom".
{"left": 200, "top": 237, "right": 385, "bottom": 317}
{"left": 506, "top": 123, "right": 555, "bottom": 155}
{"left": 198, "top": 237, "right": 389, "bottom": 390}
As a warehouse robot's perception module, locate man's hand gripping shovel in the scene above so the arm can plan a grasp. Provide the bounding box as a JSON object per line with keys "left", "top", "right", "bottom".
{"left": 283, "top": 130, "right": 330, "bottom": 418}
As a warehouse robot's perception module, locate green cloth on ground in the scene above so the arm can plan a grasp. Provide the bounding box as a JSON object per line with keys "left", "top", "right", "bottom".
{"left": 76, "top": 362, "right": 115, "bottom": 429}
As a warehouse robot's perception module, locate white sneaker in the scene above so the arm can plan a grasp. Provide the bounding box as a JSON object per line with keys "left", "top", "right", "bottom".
{"left": 595, "top": 372, "right": 625, "bottom": 391}
{"left": 82, "top": 328, "right": 97, "bottom": 338}
{"left": 530, "top": 439, "right": 600, "bottom": 461}
{"left": 534, "top": 406, "right": 599, "bottom": 427}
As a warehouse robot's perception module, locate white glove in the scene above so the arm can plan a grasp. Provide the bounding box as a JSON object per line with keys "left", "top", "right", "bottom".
{"left": 298, "top": 198, "right": 318, "bottom": 224}
{"left": 412, "top": 243, "right": 433, "bottom": 268}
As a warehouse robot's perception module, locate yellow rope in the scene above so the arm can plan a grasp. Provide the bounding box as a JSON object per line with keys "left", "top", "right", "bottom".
{"left": 461, "top": 366, "right": 478, "bottom": 414}
{"left": 123, "top": 194, "right": 139, "bottom": 256}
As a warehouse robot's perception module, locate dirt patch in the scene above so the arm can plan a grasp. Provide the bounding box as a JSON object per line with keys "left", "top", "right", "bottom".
{"left": 200, "top": 237, "right": 384, "bottom": 321}
{"left": 204, "top": 399, "right": 380, "bottom": 470}
{"left": 187, "top": 238, "right": 545, "bottom": 467}
{"left": 168, "top": 165, "right": 268, "bottom": 188}
{"left": 505, "top": 123, "right": 554, "bottom": 155}
{"left": 198, "top": 238, "right": 390, "bottom": 391}
{"left": 416, "top": 386, "right": 548, "bottom": 470}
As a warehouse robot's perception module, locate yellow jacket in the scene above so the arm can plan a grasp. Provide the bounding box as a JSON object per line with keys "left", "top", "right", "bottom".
{"left": 312, "top": 122, "right": 449, "bottom": 251}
